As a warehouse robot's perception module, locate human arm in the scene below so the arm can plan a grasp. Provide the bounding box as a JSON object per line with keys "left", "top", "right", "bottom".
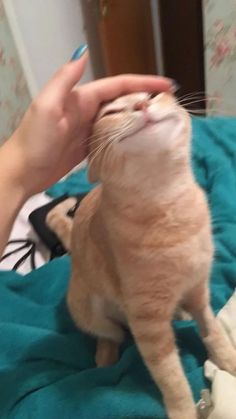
{"left": 0, "top": 51, "right": 172, "bottom": 256}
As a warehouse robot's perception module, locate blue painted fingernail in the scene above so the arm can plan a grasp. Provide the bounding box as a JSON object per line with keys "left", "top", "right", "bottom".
{"left": 71, "top": 44, "right": 88, "bottom": 61}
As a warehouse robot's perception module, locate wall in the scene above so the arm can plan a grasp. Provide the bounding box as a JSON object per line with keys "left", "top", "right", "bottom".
{"left": 203, "top": 0, "right": 236, "bottom": 115}
{"left": 0, "top": 0, "right": 31, "bottom": 143}
{"left": 7, "top": 0, "right": 93, "bottom": 93}
{"left": 0, "top": 0, "right": 94, "bottom": 143}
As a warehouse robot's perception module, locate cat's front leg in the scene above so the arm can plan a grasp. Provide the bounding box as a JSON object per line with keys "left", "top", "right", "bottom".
{"left": 183, "top": 282, "right": 236, "bottom": 376}
{"left": 67, "top": 278, "right": 124, "bottom": 367}
{"left": 125, "top": 292, "right": 197, "bottom": 419}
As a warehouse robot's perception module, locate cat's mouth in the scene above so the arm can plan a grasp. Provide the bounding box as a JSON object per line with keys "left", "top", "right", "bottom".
{"left": 119, "top": 113, "right": 175, "bottom": 142}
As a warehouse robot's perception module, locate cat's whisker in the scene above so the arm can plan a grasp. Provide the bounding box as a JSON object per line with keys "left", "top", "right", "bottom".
{"left": 177, "top": 91, "right": 208, "bottom": 102}
{"left": 85, "top": 128, "right": 118, "bottom": 144}
{"left": 190, "top": 109, "right": 235, "bottom": 116}
{"left": 88, "top": 137, "right": 110, "bottom": 160}
{"left": 84, "top": 121, "right": 131, "bottom": 143}
{"left": 181, "top": 98, "right": 221, "bottom": 110}
{"left": 179, "top": 96, "right": 230, "bottom": 111}
{"left": 89, "top": 136, "right": 117, "bottom": 170}
{"left": 88, "top": 120, "right": 135, "bottom": 169}
{"left": 188, "top": 106, "right": 233, "bottom": 113}
{"left": 86, "top": 122, "right": 133, "bottom": 148}
{"left": 178, "top": 93, "right": 208, "bottom": 102}
{"left": 100, "top": 137, "right": 118, "bottom": 175}
{"left": 88, "top": 129, "right": 125, "bottom": 162}
{"left": 88, "top": 135, "right": 112, "bottom": 148}
{"left": 88, "top": 144, "right": 108, "bottom": 169}
{"left": 178, "top": 96, "right": 217, "bottom": 106}
{"left": 178, "top": 89, "right": 207, "bottom": 98}
{"left": 183, "top": 97, "right": 219, "bottom": 104}
{"left": 177, "top": 91, "right": 224, "bottom": 109}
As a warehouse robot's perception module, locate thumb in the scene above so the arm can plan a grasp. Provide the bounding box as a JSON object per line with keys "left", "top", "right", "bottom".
{"left": 40, "top": 46, "right": 88, "bottom": 104}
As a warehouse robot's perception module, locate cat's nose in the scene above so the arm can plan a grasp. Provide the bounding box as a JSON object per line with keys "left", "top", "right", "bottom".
{"left": 133, "top": 100, "right": 149, "bottom": 111}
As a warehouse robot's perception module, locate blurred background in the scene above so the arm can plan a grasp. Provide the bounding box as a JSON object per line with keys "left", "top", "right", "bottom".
{"left": 1, "top": 0, "right": 236, "bottom": 144}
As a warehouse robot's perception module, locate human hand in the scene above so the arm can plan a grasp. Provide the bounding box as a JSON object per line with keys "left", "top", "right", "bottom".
{"left": 5, "top": 46, "right": 173, "bottom": 198}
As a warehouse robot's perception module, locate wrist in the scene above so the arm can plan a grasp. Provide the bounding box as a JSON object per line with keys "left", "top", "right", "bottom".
{"left": 0, "top": 134, "right": 31, "bottom": 205}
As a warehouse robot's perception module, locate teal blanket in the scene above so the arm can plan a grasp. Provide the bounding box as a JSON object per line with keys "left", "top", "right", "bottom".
{"left": 1, "top": 117, "right": 236, "bottom": 418}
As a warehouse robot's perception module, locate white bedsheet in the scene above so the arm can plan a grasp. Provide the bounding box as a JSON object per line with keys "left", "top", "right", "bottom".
{"left": 203, "top": 291, "right": 236, "bottom": 418}
{"left": 0, "top": 193, "right": 52, "bottom": 274}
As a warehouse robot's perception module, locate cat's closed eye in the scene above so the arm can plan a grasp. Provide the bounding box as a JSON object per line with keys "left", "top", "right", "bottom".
{"left": 102, "top": 109, "right": 122, "bottom": 117}
{"left": 149, "top": 93, "right": 157, "bottom": 99}
{"left": 100, "top": 107, "right": 126, "bottom": 118}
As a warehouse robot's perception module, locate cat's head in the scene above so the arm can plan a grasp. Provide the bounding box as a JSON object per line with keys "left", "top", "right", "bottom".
{"left": 88, "top": 92, "right": 191, "bottom": 185}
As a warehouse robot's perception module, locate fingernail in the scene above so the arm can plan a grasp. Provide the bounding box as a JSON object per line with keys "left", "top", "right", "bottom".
{"left": 71, "top": 44, "right": 88, "bottom": 61}
{"left": 169, "top": 79, "right": 181, "bottom": 93}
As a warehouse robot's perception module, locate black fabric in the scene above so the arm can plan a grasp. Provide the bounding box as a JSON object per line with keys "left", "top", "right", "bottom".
{"left": 29, "top": 195, "right": 69, "bottom": 258}
{"left": 0, "top": 239, "right": 36, "bottom": 271}
{"left": 28, "top": 193, "right": 87, "bottom": 259}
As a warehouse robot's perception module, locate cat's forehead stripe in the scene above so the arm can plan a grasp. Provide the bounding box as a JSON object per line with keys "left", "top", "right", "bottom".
{"left": 113, "top": 92, "right": 149, "bottom": 104}
{"left": 100, "top": 92, "right": 150, "bottom": 115}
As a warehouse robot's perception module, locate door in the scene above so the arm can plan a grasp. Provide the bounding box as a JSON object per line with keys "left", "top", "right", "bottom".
{"left": 159, "top": 0, "right": 205, "bottom": 108}
{"left": 95, "top": 0, "right": 156, "bottom": 76}
{"left": 98, "top": 0, "right": 156, "bottom": 75}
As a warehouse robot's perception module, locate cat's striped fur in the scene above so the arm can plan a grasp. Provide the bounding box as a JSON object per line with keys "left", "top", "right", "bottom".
{"left": 47, "top": 92, "right": 236, "bottom": 419}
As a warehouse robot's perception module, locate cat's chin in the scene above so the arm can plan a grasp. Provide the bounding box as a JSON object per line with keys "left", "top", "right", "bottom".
{"left": 119, "top": 120, "right": 174, "bottom": 145}
{"left": 140, "top": 113, "right": 181, "bottom": 133}
{"left": 119, "top": 121, "right": 156, "bottom": 142}
{"left": 117, "top": 117, "right": 186, "bottom": 155}
{"left": 119, "top": 113, "right": 181, "bottom": 144}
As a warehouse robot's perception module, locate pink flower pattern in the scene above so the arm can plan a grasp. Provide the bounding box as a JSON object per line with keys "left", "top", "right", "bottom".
{"left": 211, "top": 38, "right": 232, "bottom": 67}
{"left": 0, "top": 0, "right": 31, "bottom": 144}
{"left": 207, "top": 27, "right": 236, "bottom": 70}
{"left": 203, "top": 0, "right": 236, "bottom": 115}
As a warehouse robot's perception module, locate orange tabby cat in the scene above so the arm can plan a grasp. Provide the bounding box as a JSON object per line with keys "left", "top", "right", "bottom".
{"left": 47, "top": 92, "right": 236, "bottom": 419}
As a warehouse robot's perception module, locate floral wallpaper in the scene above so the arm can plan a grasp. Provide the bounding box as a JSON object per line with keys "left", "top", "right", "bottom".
{"left": 203, "top": 0, "right": 236, "bottom": 115}
{"left": 0, "top": 1, "right": 31, "bottom": 144}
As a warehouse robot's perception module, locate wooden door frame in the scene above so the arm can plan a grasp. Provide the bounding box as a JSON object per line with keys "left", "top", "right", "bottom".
{"left": 159, "top": 0, "right": 205, "bottom": 107}
{"left": 80, "top": 0, "right": 157, "bottom": 77}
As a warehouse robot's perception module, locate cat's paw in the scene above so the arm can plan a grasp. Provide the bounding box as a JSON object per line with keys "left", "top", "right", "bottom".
{"left": 95, "top": 339, "right": 119, "bottom": 368}
{"left": 174, "top": 307, "right": 192, "bottom": 321}
{"left": 46, "top": 197, "right": 77, "bottom": 231}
